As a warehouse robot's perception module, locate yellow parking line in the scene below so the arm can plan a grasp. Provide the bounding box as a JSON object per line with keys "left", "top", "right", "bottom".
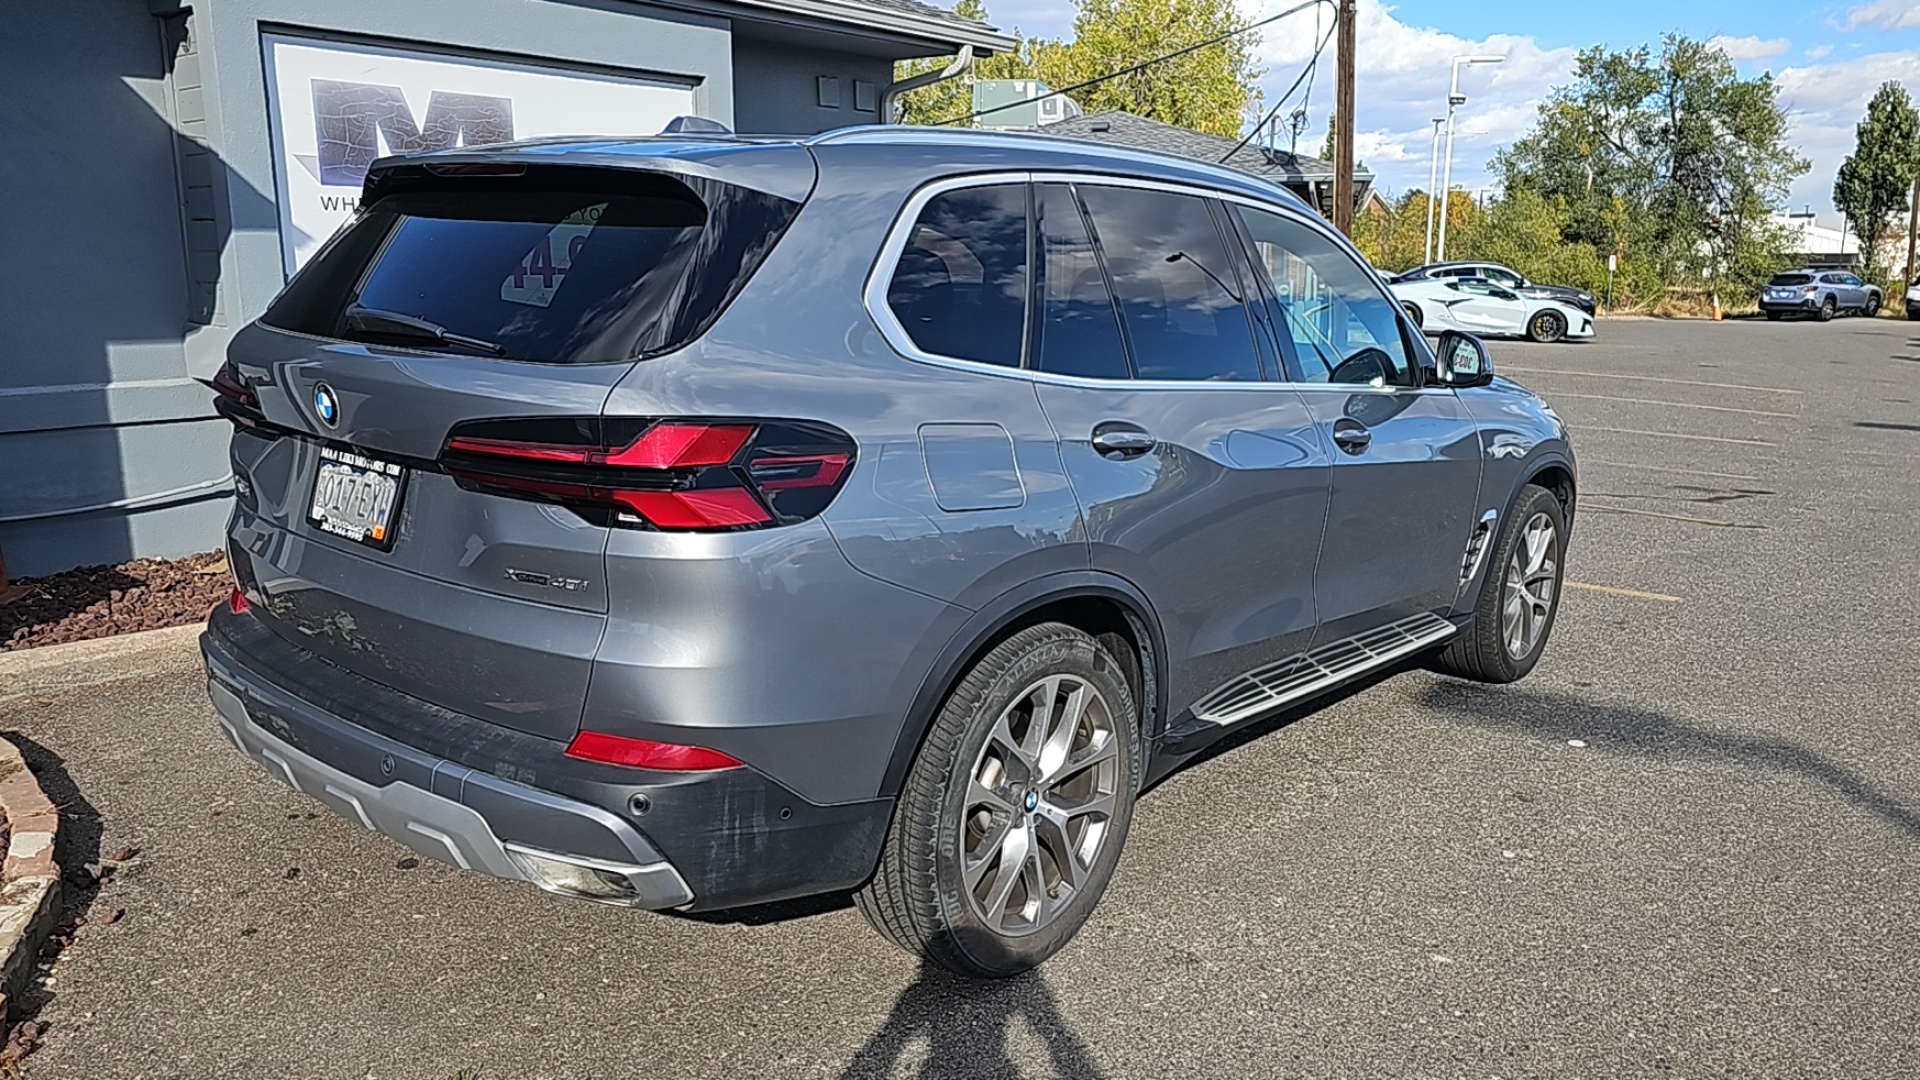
{"left": 1590, "top": 459, "right": 1762, "bottom": 481}
{"left": 1582, "top": 426, "right": 1776, "bottom": 447}
{"left": 1500, "top": 366, "right": 1803, "bottom": 395}
{"left": 1582, "top": 502, "right": 1741, "bottom": 527}
{"left": 1547, "top": 392, "right": 1796, "bottom": 418}
{"left": 1567, "top": 582, "right": 1682, "bottom": 603}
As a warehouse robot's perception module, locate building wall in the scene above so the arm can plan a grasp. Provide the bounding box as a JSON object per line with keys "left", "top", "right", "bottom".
{"left": 0, "top": 0, "right": 735, "bottom": 578}
{"left": 0, "top": 3, "right": 231, "bottom": 577}
{"left": 732, "top": 35, "right": 891, "bottom": 135}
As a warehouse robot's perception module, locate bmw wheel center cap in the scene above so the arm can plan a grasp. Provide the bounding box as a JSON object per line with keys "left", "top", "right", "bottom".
{"left": 313, "top": 383, "right": 339, "bottom": 428}
{"left": 1023, "top": 790, "right": 1039, "bottom": 813}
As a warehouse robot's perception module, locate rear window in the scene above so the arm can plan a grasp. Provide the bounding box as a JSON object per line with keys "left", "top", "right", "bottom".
{"left": 262, "top": 168, "right": 799, "bottom": 363}
{"left": 1769, "top": 274, "right": 1813, "bottom": 286}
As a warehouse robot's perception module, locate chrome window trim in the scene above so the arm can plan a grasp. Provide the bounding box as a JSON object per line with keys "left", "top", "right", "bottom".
{"left": 863, "top": 169, "right": 1401, "bottom": 393}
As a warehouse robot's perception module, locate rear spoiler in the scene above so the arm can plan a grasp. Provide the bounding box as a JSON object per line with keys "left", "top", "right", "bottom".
{"left": 363, "top": 138, "right": 820, "bottom": 207}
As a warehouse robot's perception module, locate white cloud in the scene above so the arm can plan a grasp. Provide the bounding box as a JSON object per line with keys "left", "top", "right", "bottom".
{"left": 1239, "top": 0, "right": 1576, "bottom": 200}
{"left": 1709, "top": 35, "right": 1792, "bottom": 62}
{"left": 1846, "top": 0, "right": 1920, "bottom": 32}
{"left": 969, "top": 0, "right": 1898, "bottom": 216}
{"left": 1775, "top": 50, "right": 1920, "bottom": 215}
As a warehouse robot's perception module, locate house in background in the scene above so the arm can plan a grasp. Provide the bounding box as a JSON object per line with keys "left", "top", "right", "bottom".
{"left": 2, "top": 0, "right": 1009, "bottom": 579}
{"left": 1039, "top": 111, "right": 1374, "bottom": 220}
{"left": 1774, "top": 212, "right": 1863, "bottom": 270}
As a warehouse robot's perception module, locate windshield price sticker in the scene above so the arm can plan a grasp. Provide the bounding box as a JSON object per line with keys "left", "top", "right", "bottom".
{"left": 501, "top": 203, "right": 607, "bottom": 308}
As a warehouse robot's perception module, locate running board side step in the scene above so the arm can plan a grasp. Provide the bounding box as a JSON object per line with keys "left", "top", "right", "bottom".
{"left": 1176, "top": 612, "right": 1458, "bottom": 735}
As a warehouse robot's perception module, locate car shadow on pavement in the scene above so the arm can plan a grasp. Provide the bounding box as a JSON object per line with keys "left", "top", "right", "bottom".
{"left": 1, "top": 733, "right": 107, "bottom": 1022}
{"left": 837, "top": 957, "right": 1106, "bottom": 1080}
{"left": 1417, "top": 682, "right": 1920, "bottom": 842}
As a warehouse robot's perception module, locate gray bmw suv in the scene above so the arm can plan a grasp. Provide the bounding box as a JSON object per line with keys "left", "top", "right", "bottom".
{"left": 201, "top": 125, "right": 1575, "bottom": 978}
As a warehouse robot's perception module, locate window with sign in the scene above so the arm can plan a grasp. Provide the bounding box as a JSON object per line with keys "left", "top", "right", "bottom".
{"left": 263, "top": 168, "right": 799, "bottom": 364}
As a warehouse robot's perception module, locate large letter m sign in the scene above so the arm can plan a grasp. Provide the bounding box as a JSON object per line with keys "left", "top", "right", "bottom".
{"left": 312, "top": 80, "right": 514, "bottom": 186}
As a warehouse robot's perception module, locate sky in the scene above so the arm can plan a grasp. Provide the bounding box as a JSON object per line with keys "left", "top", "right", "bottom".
{"left": 969, "top": 0, "right": 1920, "bottom": 226}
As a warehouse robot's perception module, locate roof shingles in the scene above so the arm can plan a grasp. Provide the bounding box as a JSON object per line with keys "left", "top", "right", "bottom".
{"left": 1042, "top": 111, "right": 1371, "bottom": 186}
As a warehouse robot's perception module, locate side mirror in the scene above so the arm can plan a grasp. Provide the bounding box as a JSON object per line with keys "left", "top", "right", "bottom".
{"left": 1435, "top": 330, "right": 1494, "bottom": 388}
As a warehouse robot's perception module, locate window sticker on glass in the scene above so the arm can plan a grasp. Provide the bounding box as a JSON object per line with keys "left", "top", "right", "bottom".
{"left": 500, "top": 203, "right": 607, "bottom": 308}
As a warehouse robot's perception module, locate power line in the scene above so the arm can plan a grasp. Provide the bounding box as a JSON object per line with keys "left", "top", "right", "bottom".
{"left": 1219, "top": 11, "right": 1338, "bottom": 163}
{"left": 931, "top": 0, "right": 1338, "bottom": 128}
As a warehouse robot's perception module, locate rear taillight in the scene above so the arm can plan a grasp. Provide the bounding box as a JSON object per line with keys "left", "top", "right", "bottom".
{"left": 204, "top": 359, "right": 266, "bottom": 428}
{"left": 440, "top": 418, "right": 856, "bottom": 532}
{"left": 228, "top": 587, "right": 250, "bottom": 616}
{"left": 564, "top": 730, "right": 744, "bottom": 771}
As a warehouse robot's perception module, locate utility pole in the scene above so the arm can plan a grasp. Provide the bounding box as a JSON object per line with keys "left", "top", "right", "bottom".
{"left": 1435, "top": 55, "right": 1503, "bottom": 263}
{"left": 1423, "top": 118, "right": 1444, "bottom": 263}
{"left": 1331, "top": 0, "right": 1356, "bottom": 236}
{"left": 1907, "top": 177, "right": 1919, "bottom": 291}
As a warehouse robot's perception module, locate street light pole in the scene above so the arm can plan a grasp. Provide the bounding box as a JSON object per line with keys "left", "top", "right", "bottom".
{"left": 1435, "top": 54, "right": 1503, "bottom": 264}
{"left": 1423, "top": 117, "right": 1444, "bottom": 264}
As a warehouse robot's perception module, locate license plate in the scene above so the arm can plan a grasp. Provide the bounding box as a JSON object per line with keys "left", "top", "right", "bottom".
{"left": 308, "top": 446, "right": 406, "bottom": 549}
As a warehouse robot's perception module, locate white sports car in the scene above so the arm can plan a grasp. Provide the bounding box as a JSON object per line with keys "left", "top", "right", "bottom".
{"left": 1390, "top": 277, "right": 1594, "bottom": 343}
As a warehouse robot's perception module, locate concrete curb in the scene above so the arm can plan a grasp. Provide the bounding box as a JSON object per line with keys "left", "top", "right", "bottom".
{"left": 0, "top": 623, "right": 205, "bottom": 705}
{"left": 0, "top": 737, "right": 60, "bottom": 1009}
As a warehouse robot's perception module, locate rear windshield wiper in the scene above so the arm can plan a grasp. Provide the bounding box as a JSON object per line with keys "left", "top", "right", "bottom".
{"left": 343, "top": 305, "right": 506, "bottom": 356}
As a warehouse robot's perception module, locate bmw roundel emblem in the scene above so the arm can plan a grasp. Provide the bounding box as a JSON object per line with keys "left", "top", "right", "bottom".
{"left": 1023, "top": 790, "right": 1039, "bottom": 813}
{"left": 313, "top": 383, "right": 339, "bottom": 428}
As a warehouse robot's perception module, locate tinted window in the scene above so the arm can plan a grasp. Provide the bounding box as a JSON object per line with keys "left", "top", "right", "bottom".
{"left": 1770, "top": 274, "right": 1813, "bottom": 285}
{"left": 262, "top": 169, "right": 798, "bottom": 364}
{"left": 1033, "top": 184, "right": 1130, "bottom": 380}
{"left": 1454, "top": 281, "right": 1520, "bottom": 302}
{"left": 1075, "top": 186, "right": 1261, "bottom": 382}
{"left": 1483, "top": 266, "right": 1524, "bottom": 287}
{"left": 1236, "top": 205, "right": 1415, "bottom": 387}
{"left": 886, "top": 185, "right": 1029, "bottom": 367}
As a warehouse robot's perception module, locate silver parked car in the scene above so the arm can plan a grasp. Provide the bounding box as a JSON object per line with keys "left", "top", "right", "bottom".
{"left": 1760, "top": 269, "right": 1881, "bottom": 321}
{"left": 201, "top": 124, "right": 1576, "bottom": 978}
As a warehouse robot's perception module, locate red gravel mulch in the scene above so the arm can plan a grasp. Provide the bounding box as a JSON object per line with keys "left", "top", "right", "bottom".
{"left": 0, "top": 552, "right": 231, "bottom": 653}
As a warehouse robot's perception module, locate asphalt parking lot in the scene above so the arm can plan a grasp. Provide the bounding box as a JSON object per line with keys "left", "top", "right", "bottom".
{"left": 6, "top": 316, "right": 1919, "bottom": 1080}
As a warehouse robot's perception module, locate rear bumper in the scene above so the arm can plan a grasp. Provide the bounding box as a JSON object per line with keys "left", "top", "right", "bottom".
{"left": 206, "top": 675, "right": 696, "bottom": 908}
{"left": 201, "top": 610, "right": 893, "bottom": 911}
{"left": 1759, "top": 298, "right": 1818, "bottom": 313}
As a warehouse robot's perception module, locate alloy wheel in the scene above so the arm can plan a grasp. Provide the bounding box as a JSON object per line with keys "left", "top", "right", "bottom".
{"left": 961, "top": 674, "right": 1122, "bottom": 937}
{"left": 1502, "top": 512, "right": 1558, "bottom": 660}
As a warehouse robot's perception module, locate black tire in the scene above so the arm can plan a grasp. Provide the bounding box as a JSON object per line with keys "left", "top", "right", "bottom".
{"left": 1817, "top": 297, "right": 1836, "bottom": 322}
{"left": 1907, "top": 304, "right": 1920, "bottom": 322}
{"left": 1765, "top": 310, "right": 1782, "bottom": 321}
{"left": 1864, "top": 293, "right": 1881, "bottom": 317}
{"left": 1402, "top": 302, "right": 1423, "bottom": 329}
{"left": 1430, "top": 485, "right": 1567, "bottom": 684}
{"left": 1527, "top": 310, "right": 1566, "bottom": 343}
{"left": 856, "top": 622, "right": 1141, "bottom": 978}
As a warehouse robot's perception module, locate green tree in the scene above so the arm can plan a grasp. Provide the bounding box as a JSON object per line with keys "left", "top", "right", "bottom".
{"left": 1038, "top": 0, "right": 1261, "bottom": 138}
{"left": 1834, "top": 81, "right": 1920, "bottom": 277}
{"left": 1495, "top": 35, "right": 1808, "bottom": 297}
{"left": 892, "top": 0, "right": 1262, "bottom": 138}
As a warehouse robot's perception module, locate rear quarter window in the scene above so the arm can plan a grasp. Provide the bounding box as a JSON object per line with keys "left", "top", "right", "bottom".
{"left": 884, "top": 184, "right": 1029, "bottom": 368}
{"left": 262, "top": 167, "right": 799, "bottom": 364}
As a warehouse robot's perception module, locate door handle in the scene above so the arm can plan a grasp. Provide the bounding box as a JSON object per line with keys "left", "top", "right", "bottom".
{"left": 1331, "top": 419, "right": 1372, "bottom": 455}
{"left": 1091, "top": 422, "right": 1155, "bottom": 458}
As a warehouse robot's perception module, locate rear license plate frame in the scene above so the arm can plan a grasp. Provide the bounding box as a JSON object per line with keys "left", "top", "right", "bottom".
{"left": 308, "top": 445, "right": 408, "bottom": 551}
